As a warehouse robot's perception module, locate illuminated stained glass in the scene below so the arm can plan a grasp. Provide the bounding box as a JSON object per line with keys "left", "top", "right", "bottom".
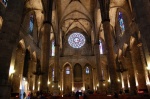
{"left": 68, "top": 32, "right": 85, "bottom": 48}
{"left": 2, "top": 0, "right": 8, "bottom": 6}
{"left": 118, "top": 12, "right": 125, "bottom": 34}
{"left": 52, "top": 41, "right": 55, "bottom": 56}
{"left": 66, "top": 67, "right": 70, "bottom": 74}
{"left": 99, "top": 40, "right": 103, "bottom": 54}
{"left": 86, "top": 67, "right": 90, "bottom": 74}
{"left": 29, "top": 15, "right": 34, "bottom": 35}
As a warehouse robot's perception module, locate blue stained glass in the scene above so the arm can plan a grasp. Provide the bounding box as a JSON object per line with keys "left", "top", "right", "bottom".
{"left": 29, "top": 15, "right": 34, "bottom": 34}
{"left": 118, "top": 12, "right": 125, "bottom": 34}
{"left": 68, "top": 32, "right": 85, "bottom": 48}
{"left": 86, "top": 67, "right": 89, "bottom": 74}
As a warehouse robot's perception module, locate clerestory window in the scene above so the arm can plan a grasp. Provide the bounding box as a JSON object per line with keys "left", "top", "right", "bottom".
{"left": 118, "top": 12, "right": 125, "bottom": 36}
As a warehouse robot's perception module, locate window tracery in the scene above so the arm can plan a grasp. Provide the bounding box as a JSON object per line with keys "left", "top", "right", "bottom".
{"left": 68, "top": 32, "right": 85, "bottom": 48}
{"left": 118, "top": 12, "right": 125, "bottom": 36}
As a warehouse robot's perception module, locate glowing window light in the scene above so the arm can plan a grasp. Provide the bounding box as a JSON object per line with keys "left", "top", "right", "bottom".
{"left": 99, "top": 40, "right": 103, "bottom": 54}
{"left": 29, "top": 15, "right": 34, "bottom": 35}
{"left": 66, "top": 67, "right": 70, "bottom": 74}
{"left": 52, "top": 41, "right": 55, "bottom": 56}
{"left": 118, "top": 12, "right": 125, "bottom": 36}
{"left": 86, "top": 67, "right": 90, "bottom": 74}
{"left": 68, "top": 32, "right": 85, "bottom": 48}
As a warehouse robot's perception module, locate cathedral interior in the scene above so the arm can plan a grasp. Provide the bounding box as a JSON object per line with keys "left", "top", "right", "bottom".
{"left": 0, "top": 0, "right": 150, "bottom": 99}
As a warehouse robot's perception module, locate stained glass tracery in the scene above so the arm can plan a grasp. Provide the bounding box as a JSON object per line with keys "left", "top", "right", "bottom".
{"left": 68, "top": 32, "right": 85, "bottom": 48}
{"left": 118, "top": 12, "right": 125, "bottom": 35}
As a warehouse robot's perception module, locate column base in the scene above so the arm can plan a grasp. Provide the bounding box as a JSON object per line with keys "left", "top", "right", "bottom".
{"left": 0, "top": 84, "right": 11, "bottom": 99}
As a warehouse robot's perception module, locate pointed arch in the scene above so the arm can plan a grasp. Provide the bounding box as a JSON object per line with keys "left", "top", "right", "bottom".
{"left": 74, "top": 63, "right": 82, "bottom": 82}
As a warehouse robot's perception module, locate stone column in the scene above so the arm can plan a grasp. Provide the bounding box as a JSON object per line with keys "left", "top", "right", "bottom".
{"left": 92, "top": 68, "right": 95, "bottom": 91}
{"left": 131, "top": 0, "right": 150, "bottom": 51}
{"left": 137, "top": 43, "right": 147, "bottom": 90}
{"left": 103, "top": 21, "right": 119, "bottom": 93}
{"left": 98, "top": 0, "right": 119, "bottom": 93}
{"left": 82, "top": 68, "right": 85, "bottom": 91}
{"left": 122, "top": 57, "right": 128, "bottom": 92}
{"left": 53, "top": 45, "right": 60, "bottom": 95}
{"left": 0, "top": 0, "right": 24, "bottom": 98}
{"left": 62, "top": 69, "right": 64, "bottom": 94}
{"left": 122, "top": 72, "right": 128, "bottom": 92}
{"left": 125, "top": 49, "right": 137, "bottom": 95}
{"left": 32, "top": 61, "right": 37, "bottom": 92}
{"left": 131, "top": 44, "right": 147, "bottom": 91}
{"left": 94, "top": 43, "right": 102, "bottom": 92}
{"left": 71, "top": 68, "right": 74, "bottom": 92}
{"left": 28, "top": 60, "right": 33, "bottom": 91}
{"left": 41, "top": 22, "right": 50, "bottom": 91}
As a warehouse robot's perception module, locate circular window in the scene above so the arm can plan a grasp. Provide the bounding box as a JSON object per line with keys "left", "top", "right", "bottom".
{"left": 68, "top": 32, "right": 85, "bottom": 48}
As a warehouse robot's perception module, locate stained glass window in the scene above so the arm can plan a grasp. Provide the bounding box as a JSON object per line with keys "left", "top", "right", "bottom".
{"left": 2, "top": 0, "right": 8, "bottom": 6}
{"left": 118, "top": 12, "right": 125, "bottom": 35}
{"left": 66, "top": 67, "right": 70, "bottom": 74}
{"left": 29, "top": 15, "right": 34, "bottom": 35}
{"left": 86, "top": 67, "right": 90, "bottom": 74}
{"left": 99, "top": 40, "right": 103, "bottom": 54}
{"left": 52, "top": 40, "right": 55, "bottom": 56}
{"left": 68, "top": 32, "right": 85, "bottom": 48}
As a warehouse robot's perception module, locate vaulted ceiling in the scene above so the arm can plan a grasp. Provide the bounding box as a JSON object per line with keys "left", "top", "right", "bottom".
{"left": 25, "top": 0, "right": 128, "bottom": 41}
